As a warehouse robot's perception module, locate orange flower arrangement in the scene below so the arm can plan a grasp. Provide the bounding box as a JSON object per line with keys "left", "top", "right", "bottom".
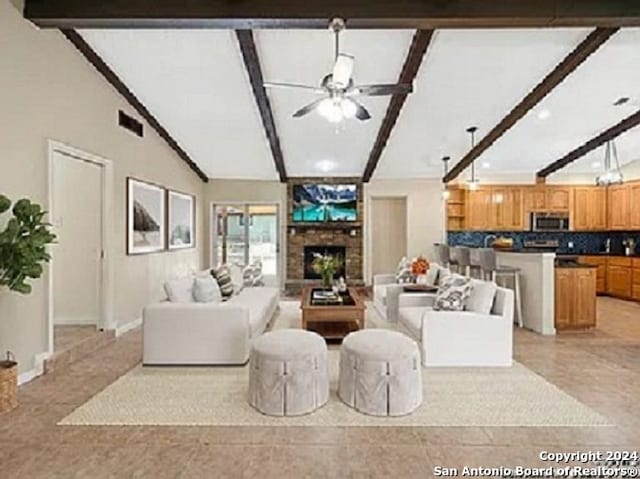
{"left": 411, "top": 256, "right": 430, "bottom": 276}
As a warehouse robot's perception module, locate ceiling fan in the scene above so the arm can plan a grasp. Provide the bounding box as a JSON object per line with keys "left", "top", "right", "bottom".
{"left": 263, "top": 18, "right": 413, "bottom": 123}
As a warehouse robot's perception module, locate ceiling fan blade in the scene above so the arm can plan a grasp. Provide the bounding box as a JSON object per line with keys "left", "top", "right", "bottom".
{"left": 264, "top": 82, "right": 325, "bottom": 94}
{"left": 345, "top": 99, "right": 371, "bottom": 121}
{"left": 351, "top": 83, "right": 413, "bottom": 96}
{"left": 292, "top": 98, "right": 326, "bottom": 118}
{"left": 332, "top": 53, "right": 354, "bottom": 88}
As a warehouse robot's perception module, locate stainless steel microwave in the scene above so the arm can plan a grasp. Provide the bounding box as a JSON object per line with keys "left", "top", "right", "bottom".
{"left": 530, "top": 212, "right": 570, "bottom": 231}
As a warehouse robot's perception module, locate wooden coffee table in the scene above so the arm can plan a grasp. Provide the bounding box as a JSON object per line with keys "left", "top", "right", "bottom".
{"left": 301, "top": 287, "right": 366, "bottom": 341}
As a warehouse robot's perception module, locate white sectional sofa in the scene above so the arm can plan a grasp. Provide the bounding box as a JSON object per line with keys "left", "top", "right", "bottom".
{"left": 391, "top": 278, "right": 514, "bottom": 367}
{"left": 143, "top": 285, "right": 279, "bottom": 366}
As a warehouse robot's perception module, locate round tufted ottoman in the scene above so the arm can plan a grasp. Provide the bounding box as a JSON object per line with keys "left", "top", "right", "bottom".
{"left": 339, "top": 329, "right": 422, "bottom": 416}
{"left": 248, "top": 329, "right": 329, "bottom": 416}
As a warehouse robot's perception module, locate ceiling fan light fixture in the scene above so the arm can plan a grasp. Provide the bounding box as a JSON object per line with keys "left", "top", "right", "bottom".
{"left": 333, "top": 54, "right": 354, "bottom": 88}
{"left": 341, "top": 98, "right": 357, "bottom": 119}
{"left": 318, "top": 98, "right": 343, "bottom": 123}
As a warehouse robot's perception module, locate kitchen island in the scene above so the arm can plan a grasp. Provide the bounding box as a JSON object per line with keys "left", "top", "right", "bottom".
{"left": 495, "top": 251, "right": 556, "bottom": 335}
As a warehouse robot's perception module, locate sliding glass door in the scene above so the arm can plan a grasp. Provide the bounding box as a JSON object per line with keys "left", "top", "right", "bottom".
{"left": 213, "top": 203, "right": 279, "bottom": 286}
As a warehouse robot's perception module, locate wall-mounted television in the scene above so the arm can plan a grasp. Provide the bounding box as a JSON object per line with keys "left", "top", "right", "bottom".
{"left": 292, "top": 184, "right": 358, "bottom": 223}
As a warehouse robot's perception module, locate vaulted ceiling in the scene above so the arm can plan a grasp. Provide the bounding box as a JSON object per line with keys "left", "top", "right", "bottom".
{"left": 79, "top": 27, "right": 640, "bottom": 181}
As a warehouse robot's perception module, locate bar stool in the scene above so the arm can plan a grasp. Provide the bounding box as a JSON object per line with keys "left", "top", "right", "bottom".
{"left": 450, "top": 246, "right": 471, "bottom": 277}
{"left": 434, "top": 243, "right": 450, "bottom": 268}
{"left": 468, "top": 248, "right": 485, "bottom": 279}
{"left": 478, "top": 248, "right": 523, "bottom": 328}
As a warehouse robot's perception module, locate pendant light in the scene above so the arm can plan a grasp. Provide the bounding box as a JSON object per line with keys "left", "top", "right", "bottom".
{"left": 441, "top": 156, "right": 451, "bottom": 200}
{"left": 466, "top": 126, "right": 480, "bottom": 190}
{"left": 595, "top": 139, "right": 624, "bottom": 186}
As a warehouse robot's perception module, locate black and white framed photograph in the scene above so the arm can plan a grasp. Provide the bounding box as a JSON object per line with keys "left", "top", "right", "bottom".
{"left": 127, "top": 178, "right": 166, "bottom": 254}
{"left": 168, "top": 190, "right": 195, "bottom": 250}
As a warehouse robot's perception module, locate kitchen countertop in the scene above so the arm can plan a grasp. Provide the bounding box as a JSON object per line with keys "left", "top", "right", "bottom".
{"left": 554, "top": 263, "right": 598, "bottom": 269}
{"left": 576, "top": 252, "right": 640, "bottom": 258}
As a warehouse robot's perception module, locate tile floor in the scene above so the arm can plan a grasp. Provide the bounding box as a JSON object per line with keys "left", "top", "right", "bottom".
{"left": 54, "top": 325, "right": 99, "bottom": 352}
{"left": 1, "top": 296, "right": 639, "bottom": 478}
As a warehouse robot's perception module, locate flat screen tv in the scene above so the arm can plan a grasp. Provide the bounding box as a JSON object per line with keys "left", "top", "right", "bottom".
{"left": 292, "top": 184, "right": 357, "bottom": 223}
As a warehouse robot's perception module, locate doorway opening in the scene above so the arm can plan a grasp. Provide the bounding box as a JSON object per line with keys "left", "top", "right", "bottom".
{"left": 370, "top": 197, "right": 408, "bottom": 277}
{"left": 47, "top": 141, "right": 114, "bottom": 364}
{"left": 212, "top": 203, "right": 280, "bottom": 287}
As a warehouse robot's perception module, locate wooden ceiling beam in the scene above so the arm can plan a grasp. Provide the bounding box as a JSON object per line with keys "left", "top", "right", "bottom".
{"left": 443, "top": 27, "right": 618, "bottom": 183}
{"left": 537, "top": 110, "right": 640, "bottom": 178}
{"left": 236, "top": 30, "right": 288, "bottom": 182}
{"left": 362, "top": 29, "right": 434, "bottom": 182}
{"left": 61, "top": 29, "right": 209, "bottom": 182}
{"left": 24, "top": 1, "right": 640, "bottom": 29}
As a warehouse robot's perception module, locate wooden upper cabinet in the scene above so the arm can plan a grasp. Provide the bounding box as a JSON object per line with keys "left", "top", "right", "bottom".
{"left": 573, "top": 186, "right": 607, "bottom": 231}
{"left": 465, "top": 189, "right": 493, "bottom": 230}
{"left": 524, "top": 187, "right": 547, "bottom": 212}
{"left": 546, "top": 187, "right": 572, "bottom": 211}
{"left": 629, "top": 183, "right": 640, "bottom": 230}
{"left": 607, "top": 184, "right": 629, "bottom": 230}
{"left": 493, "top": 187, "right": 524, "bottom": 231}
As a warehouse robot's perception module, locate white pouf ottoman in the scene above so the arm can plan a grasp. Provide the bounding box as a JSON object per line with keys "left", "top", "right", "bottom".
{"left": 248, "top": 329, "right": 329, "bottom": 416}
{"left": 339, "top": 329, "right": 422, "bottom": 416}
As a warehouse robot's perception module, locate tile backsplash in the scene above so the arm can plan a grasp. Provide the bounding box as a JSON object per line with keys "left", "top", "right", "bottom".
{"left": 446, "top": 231, "right": 640, "bottom": 255}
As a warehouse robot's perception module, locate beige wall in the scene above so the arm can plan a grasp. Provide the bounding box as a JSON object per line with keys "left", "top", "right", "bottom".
{"left": 363, "top": 179, "right": 446, "bottom": 283}
{"left": 0, "top": 1, "right": 205, "bottom": 375}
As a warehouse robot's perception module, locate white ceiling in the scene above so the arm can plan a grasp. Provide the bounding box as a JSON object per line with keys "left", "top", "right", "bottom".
{"left": 255, "top": 29, "right": 415, "bottom": 176}
{"left": 476, "top": 28, "right": 640, "bottom": 177}
{"left": 79, "top": 29, "right": 277, "bottom": 179}
{"left": 374, "top": 28, "right": 591, "bottom": 179}
{"left": 79, "top": 27, "right": 640, "bottom": 181}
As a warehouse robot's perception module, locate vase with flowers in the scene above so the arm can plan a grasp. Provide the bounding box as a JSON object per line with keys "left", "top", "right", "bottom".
{"left": 311, "top": 252, "right": 344, "bottom": 290}
{"left": 411, "top": 256, "right": 430, "bottom": 284}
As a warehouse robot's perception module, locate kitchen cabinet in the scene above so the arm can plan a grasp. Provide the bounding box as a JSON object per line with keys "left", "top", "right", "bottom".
{"left": 578, "top": 256, "right": 607, "bottom": 294}
{"left": 546, "top": 187, "right": 573, "bottom": 212}
{"left": 465, "top": 189, "right": 493, "bottom": 230}
{"left": 555, "top": 267, "right": 597, "bottom": 330}
{"left": 524, "top": 187, "right": 547, "bottom": 212}
{"left": 629, "top": 183, "right": 640, "bottom": 230}
{"left": 492, "top": 187, "right": 524, "bottom": 231}
{"left": 633, "top": 258, "right": 640, "bottom": 301}
{"left": 606, "top": 257, "right": 633, "bottom": 298}
{"left": 573, "top": 187, "right": 607, "bottom": 231}
{"left": 607, "top": 184, "right": 629, "bottom": 230}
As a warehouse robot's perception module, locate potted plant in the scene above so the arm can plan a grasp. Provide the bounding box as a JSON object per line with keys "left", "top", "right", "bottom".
{"left": 0, "top": 194, "right": 56, "bottom": 413}
{"left": 311, "top": 252, "right": 344, "bottom": 290}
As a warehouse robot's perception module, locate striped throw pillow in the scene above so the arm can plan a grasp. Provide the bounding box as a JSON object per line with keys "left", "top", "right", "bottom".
{"left": 212, "top": 265, "right": 234, "bottom": 298}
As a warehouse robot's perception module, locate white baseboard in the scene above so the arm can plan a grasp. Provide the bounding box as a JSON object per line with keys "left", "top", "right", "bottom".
{"left": 18, "top": 352, "right": 50, "bottom": 385}
{"left": 116, "top": 317, "right": 142, "bottom": 337}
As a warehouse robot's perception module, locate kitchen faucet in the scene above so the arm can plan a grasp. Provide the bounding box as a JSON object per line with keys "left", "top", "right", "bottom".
{"left": 484, "top": 234, "right": 497, "bottom": 248}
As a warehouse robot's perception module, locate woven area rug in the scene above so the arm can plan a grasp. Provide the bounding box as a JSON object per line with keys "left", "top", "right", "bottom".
{"left": 60, "top": 301, "right": 610, "bottom": 427}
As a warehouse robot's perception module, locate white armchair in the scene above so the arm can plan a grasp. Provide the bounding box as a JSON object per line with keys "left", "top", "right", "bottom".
{"left": 396, "top": 283, "right": 514, "bottom": 367}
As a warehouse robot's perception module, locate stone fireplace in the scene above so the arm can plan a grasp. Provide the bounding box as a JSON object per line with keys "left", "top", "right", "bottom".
{"left": 285, "top": 177, "right": 364, "bottom": 294}
{"left": 303, "top": 245, "right": 347, "bottom": 280}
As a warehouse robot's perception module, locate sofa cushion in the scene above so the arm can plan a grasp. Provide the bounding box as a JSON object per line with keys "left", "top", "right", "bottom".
{"left": 398, "top": 307, "right": 428, "bottom": 339}
{"left": 373, "top": 284, "right": 387, "bottom": 304}
{"left": 227, "top": 286, "right": 278, "bottom": 337}
{"left": 243, "top": 261, "right": 265, "bottom": 287}
{"left": 212, "top": 265, "right": 234, "bottom": 298}
{"left": 465, "top": 279, "right": 497, "bottom": 314}
{"left": 433, "top": 274, "right": 473, "bottom": 311}
{"left": 164, "top": 276, "right": 195, "bottom": 303}
{"left": 193, "top": 275, "right": 222, "bottom": 303}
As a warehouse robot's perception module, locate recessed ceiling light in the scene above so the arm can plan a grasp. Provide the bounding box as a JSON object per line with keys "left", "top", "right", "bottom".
{"left": 316, "top": 160, "right": 336, "bottom": 172}
{"left": 614, "top": 97, "right": 630, "bottom": 106}
{"left": 591, "top": 161, "right": 601, "bottom": 169}
{"left": 481, "top": 162, "right": 491, "bottom": 169}
{"left": 537, "top": 109, "right": 551, "bottom": 120}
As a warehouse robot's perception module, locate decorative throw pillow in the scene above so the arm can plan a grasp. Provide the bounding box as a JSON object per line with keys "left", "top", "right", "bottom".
{"left": 395, "top": 257, "right": 413, "bottom": 284}
{"left": 193, "top": 275, "right": 222, "bottom": 303}
{"left": 433, "top": 274, "right": 473, "bottom": 311}
{"left": 465, "top": 279, "right": 497, "bottom": 314}
{"left": 164, "top": 276, "right": 195, "bottom": 303}
{"left": 243, "top": 261, "right": 265, "bottom": 287}
{"left": 228, "top": 264, "right": 245, "bottom": 295}
{"left": 212, "top": 265, "right": 234, "bottom": 298}
{"left": 424, "top": 263, "right": 440, "bottom": 286}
